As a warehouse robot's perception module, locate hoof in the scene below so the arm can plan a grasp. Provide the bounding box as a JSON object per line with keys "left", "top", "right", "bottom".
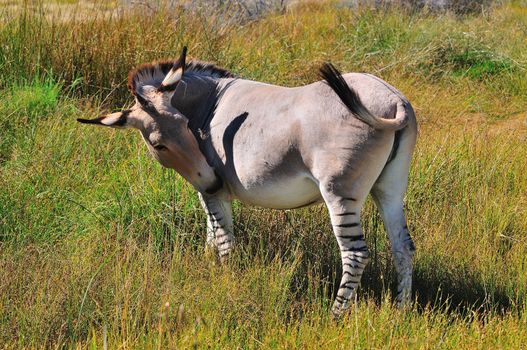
{"left": 395, "top": 297, "right": 412, "bottom": 310}
{"left": 331, "top": 303, "right": 350, "bottom": 320}
{"left": 218, "top": 249, "right": 233, "bottom": 264}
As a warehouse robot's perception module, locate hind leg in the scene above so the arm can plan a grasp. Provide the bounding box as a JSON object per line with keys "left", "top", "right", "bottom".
{"left": 319, "top": 183, "right": 372, "bottom": 317}
{"left": 371, "top": 186, "right": 414, "bottom": 306}
{"left": 371, "top": 128, "right": 416, "bottom": 306}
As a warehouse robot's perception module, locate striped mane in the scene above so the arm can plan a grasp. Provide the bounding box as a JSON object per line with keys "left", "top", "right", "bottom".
{"left": 127, "top": 59, "right": 235, "bottom": 93}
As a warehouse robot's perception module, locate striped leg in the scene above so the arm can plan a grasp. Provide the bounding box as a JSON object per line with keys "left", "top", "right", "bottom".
{"left": 323, "top": 193, "right": 370, "bottom": 317}
{"left": 198, "top": 194, "right": 234, "bottom": 260}
{"left": 371, "top": 190, "right": 414, "bottom": 306}
{"left": 371, "top": 126, "right": 416, "bottom": 307}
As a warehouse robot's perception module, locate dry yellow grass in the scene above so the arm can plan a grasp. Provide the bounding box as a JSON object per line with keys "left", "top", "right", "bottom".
{"left": 1, "top": 1, "right": 526, "bottom": 348}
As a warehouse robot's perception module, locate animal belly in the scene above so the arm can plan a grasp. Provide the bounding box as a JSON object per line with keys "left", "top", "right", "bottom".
{"left": 233, "top": 176, "right": 321, "bottom": 209}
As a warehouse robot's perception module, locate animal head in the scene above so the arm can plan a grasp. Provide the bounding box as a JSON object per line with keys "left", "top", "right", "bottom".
{"left": 78, "top": 47, "right": 222, "bottom": 194}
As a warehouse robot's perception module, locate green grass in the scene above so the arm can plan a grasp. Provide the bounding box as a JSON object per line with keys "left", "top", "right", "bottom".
{"left": 0, "top": 78, "right": 61, "bottom": 162}
{"left": 1, "top": 1, "right": 527, "bottom": 348}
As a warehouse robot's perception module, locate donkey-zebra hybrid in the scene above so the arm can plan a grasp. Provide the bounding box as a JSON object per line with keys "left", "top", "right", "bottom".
{"left": 78, "top": 47, "right": 417, "bottom": 317}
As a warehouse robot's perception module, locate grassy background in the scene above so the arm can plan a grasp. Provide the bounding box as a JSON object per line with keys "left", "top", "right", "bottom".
{"left": 1, "top": 1, "right": 527, "bottom": 348}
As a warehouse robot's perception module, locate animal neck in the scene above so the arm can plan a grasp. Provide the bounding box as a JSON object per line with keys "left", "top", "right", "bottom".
{"left": 171, "top": 74, "right": 232, "bottom": 135}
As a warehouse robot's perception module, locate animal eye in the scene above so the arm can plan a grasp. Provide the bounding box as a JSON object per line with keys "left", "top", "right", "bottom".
{"left": 153, "top": 144, "right": 167, "bottom": 151}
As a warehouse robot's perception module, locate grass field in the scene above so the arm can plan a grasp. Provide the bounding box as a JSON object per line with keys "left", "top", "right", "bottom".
{"left": 1, "top": 0, "right": 527, "bottom": 348}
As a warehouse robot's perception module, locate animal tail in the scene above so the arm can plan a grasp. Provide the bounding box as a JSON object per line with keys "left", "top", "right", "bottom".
{"left": 319, "top": 63, "right": 408, "bottom": 131}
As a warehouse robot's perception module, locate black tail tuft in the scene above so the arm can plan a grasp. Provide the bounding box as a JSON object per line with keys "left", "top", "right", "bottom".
{"left": 319, "top": 62, "right": 364, "bottom": 117}
{"left": 320, "top": 62, "right": 409, "bottom": 131}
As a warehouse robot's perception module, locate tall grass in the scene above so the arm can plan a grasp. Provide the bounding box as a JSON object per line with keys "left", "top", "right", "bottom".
{"left": 1, "top": 1, "right": 526, "bottom": 103}
{"left": 1, "top": 1, "right": 527, "bottom": 348}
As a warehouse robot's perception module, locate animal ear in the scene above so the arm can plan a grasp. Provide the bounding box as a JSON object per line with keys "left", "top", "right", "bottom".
{"left": 159, "top": 46, "right": 187, "bottom": 92}
{"left": 77, "top": 111, "right": 130, "bottom": 128}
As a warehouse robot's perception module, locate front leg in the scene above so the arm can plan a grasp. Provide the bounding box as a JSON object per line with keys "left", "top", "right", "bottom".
{"left": 198, "top": 193, "right": 234, "bottom": 260}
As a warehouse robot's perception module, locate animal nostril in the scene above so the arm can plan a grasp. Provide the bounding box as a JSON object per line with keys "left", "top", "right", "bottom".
{"left": 197, "top": 172, "right": 202, "bottom": 177}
